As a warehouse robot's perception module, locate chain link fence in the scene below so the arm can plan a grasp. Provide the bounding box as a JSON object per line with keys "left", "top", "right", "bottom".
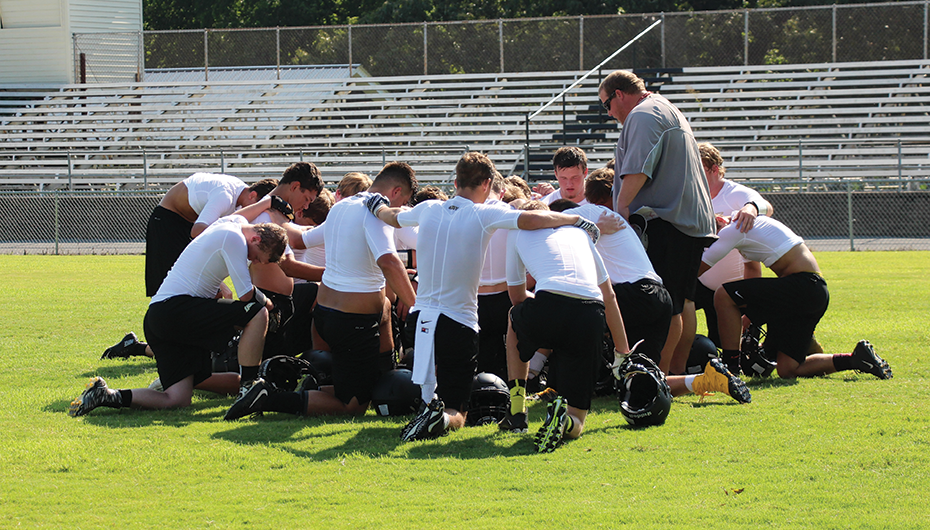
{"left": 2, "top": 181, "right": 927, "bottom": 255}
{"left": 73, "top": 1, "right": 930, "bottom": 82}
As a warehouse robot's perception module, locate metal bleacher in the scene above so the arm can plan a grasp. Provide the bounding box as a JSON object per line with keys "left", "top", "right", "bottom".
{"left": 1, "top": 59, "right": 929, "bottom": 190}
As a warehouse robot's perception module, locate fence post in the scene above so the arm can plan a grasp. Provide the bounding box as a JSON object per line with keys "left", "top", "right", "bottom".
{"left": 348, "top": 25, "right": 353, "bottom": 77}
{"left": 832, "top": 5, "right": 837, "bottom": 63}
{"left": 798, "top": 140, "right": 803, "bottom": 180}
{"left": 54, "top": 191, "right": 60, "bottom": 256}
{"left": 579, "top": 16, "right": 584, "bottom": 70}
{"left": 143, "top": 148, "right": 148, "bottom": 190}
{"left": 661, "top": 13, "right": 666, "bottom": 68}
{"left": 204, "top": 29, "right": 209, "bottom": 82}
{"left": 138, "top": 30, "right": 144, "bottom": 82}
{"left": 68, "top": 151, "right": 73, "bottom": 190}
{"left": 925, "top": 0, "right": 928, "bottom": 60}
{"left": 220, "top": 149, "right": 225, "bottom": 173}
{"left": 499, "top": 19, "right": 505, "bottom": 73}
{"left": 423, "top": 22, "right": 428, "bottom": 75}
{"left": 524, "top": 113, "right": 531, "bottom": 179}
{"left": 898, "top": 139, "right": 903, "bottom": 181}
{"left": 847, "top": 180, "right": 855, "bottom": 251}
{"left": 744, "top": 10, "right": 749, "bottom": 66}
{"left": 276, "top": 27, "right": 281, "bottom": 80}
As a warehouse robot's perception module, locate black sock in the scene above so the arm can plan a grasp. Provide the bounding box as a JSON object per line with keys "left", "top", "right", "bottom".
{"left": 263, "top": 392, "right": 304, "bottom": 415}
{"left": 832, "top": 353, "right": 854, "bottom": 372}
{"left": 722, "top": 349, "right": 741, "bottom": 372}
{"left": 240, "top": 365, "right": 259, "bottom": 382}
{"left": 116, "top": 389, "right": 132, "bottom": 408}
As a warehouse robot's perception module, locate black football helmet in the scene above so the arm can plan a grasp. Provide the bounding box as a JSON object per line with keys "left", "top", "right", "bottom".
{"left": 298, "top": 349, "right": 334, "bottom": 386}
{"left": 740, "top": 324, "right": 776, "bottom": 377}
{"left": 258, "top": 355, "right": 314, "bottom": 393}
{"left": 371, "top": 369, "right": 422, "bottom": 416}
{"left": 686, "top": 334, "right": 718, "bottom": 375}
{"left": 618, "top": 353, "right": 672, "bottom": 427}
{"left": 465, "top": 372, "right": 511, "bottom": 427}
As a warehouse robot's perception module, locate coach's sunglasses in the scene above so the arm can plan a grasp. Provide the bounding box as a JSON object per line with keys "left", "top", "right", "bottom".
{"left": 601, "top": 93, "right": 614, "bottom": 111}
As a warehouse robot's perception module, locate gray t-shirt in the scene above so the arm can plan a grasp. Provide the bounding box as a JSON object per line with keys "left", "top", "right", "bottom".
{"left": 612, "top": 93, "right": 715, "bottom": 239}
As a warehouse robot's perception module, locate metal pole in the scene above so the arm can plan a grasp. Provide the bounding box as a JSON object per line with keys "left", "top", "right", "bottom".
{"left": 925, "top": 0, "right": 928, "bottom": 60}
{"left": 499, "top": 19, "right": 505, "bottom": 73}
{"left": 847, "top": 180, "right": 855, "bottom": 251}
{"left": 220, "top": 149, "right": 225, "bottom": 173}
{"left": 54, "top": 191, "right": 60, "bottom": 256}
{"left": 579, "top": 16, "right": 584, "bottom": 71}
{"left": 562, "top": 93, "right": 567, "bottom": 146}
{"left": 423, "top": 22, "right": 428, "bottom": 76}
{"left": 143, "top": 148, "right": 148, "bottom": 190}
{"left": 898, "top": 139, "right": 903, "bottom": 180}
{"left": 68, "top": 151, "right": 73, "bottom": 190}
{"left": 276, "top": 27, "right": 281, "bottom": 80}
{"left": 348, "top": 26, "right": 353, "bottom": 77}
{"left": 744, "top": 10, "right": 750, "bottom": 66}
{"left": 204, "top": 29, "right": 209, "bottom": 82}
{"left": 138, "top": 30, "right": 144, "bottom": 82}
{"left": 832, "top": 5, "right": 837, "bottom": 63}
{"left": 524, "top": 113, "right": 531, "bottom": 179}
{"left": 661, "top": 13, "right": 666, "bottom": 69}
{"left": 798, "top": 140, "right": 803, "bottom": 180}
{"left": 382, "top": 148, "right": 386, "bottom": 166}
{"left": 299, "top": 149, "right": 303, "bottom": 162}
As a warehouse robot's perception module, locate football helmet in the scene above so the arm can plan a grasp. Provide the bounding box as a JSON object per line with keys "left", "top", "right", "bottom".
{"left": 298, "top": 349, "right": 333, "bottom": 386}
{"left": 258, "top": 355, "right": 314, "bottom": 393}
{"left": 618, "top": 353, "right": 672, "bottom": 427}
{"left": 740, "top": 324, "right": 775, "bottom": 377}
{"left": 211, "top": 333, "right": 240, "bottom": 373}
{"left": 686, "top": 334, "right": 718, "bottom": 375}
{"left": 465, "top": 372, "right": 511, "bottom": 427}
{"left": 371, "top": 369, "right": 422, "bottom": 417}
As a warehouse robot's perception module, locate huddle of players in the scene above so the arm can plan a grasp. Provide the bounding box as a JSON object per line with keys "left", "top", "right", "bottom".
{"left": 70, "top": 69, "right": 893, "bottom": 454}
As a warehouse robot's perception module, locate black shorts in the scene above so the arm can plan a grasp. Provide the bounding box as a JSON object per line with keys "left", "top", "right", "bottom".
{"left": 476, "top": 291, "right": 512, "bottom": 380}
{"left": 723, "top": 272, "right": 829, "bottom": 364}
{"left": 312, "top": 304, "right": 392, "bottom": 405}
{"left": 144, "top": 296, "right": 264, "bottom": 390}
{"left": 404, "top": 311, "right": 480, "bottom": 412}
{"left": 644, "top": 218, "right": 714, "bottom": 315}
{"left": 284, "top": 282, "right": 319, "bottom": 356}
{"left": 692, "top": 281, "right": 720, "bottom": 346}
{"left": 260, "top": 288, "right": 294, "bottom": 360}
{"left": 145, "top": 206, "right": 193, "bottom": 297}
{"left": 612, "top": 278, "right": 673, "bottom": 364}
{"left": 510, "top": 291, "right": 605, "bottom": 410}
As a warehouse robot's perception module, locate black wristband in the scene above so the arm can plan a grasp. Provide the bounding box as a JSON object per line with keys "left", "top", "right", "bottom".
{"left": 270, "top": 195, "right": 295, "bottom": 220}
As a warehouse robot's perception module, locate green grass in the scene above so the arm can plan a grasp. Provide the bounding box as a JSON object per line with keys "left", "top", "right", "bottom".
{"left": 1, "top": 253, "right": 928, "bottom": 528}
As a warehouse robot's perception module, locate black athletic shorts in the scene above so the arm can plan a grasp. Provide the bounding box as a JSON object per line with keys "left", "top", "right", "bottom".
{"left": 145, "top": 206, "right": 194, "bottom": 297}
{"left": 260, "top": 288, "right": 294, "bottom": 360}
{"left": 692, "top": 281, "right": 720, "bottom": 346}
{"left": 312, "top": 304, "right": 392, "bottom": 406}
{"left": 476, "top": 291, "right": 512, "bottom": 380}
{"left": 144, "top": 295, "right": 264, "bottom": 390}
{"left": 644, "top": 218, "right": 714, "bottom": 315}
{"left": 510, "top": 291, "right": 605, "bottom": 410}
{"left": 404, "top": 310, "right": 480, "bottom": 412}
{"left": 723, "top": 272, "right": 829, "bottom": 364}
{"left": 612, "top": 278, "right": 673, "bottom": 364}
{"left": 284, "top": 281, "right": 319, "bottom": 356}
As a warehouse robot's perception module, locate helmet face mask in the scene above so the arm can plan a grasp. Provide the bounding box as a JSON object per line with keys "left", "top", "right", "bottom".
{"left": 618, "top": 354, "right": 672, "bottom": 427}
{"left": 465, "top": 372, "right": 510, "bottom": 427}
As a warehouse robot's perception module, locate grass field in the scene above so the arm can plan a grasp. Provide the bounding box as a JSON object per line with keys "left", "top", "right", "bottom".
{"left": 1, "top": 252, "right": 928, "bottom": 528}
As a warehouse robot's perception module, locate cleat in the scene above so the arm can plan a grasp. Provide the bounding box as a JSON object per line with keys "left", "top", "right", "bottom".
{"left": 400, "top": 398, "right": 448, "bottom": 441}
{"left": 101, "top": 332, "right": 148, "bottom": 359}
{"left": 224, "top": 378, "right": 270, "bottom": 421}
{"left": 69, "top": 377, "right": 120, "bottom": 417}
{"left": 148, "top": 378, "right": 163, "bottom": 392}
{"left": 527, "top": 387, "right": 558, "bottom": 403}
{"left": 534, "top": 396, "right": 569, "bottom": 453}
{"left": 692, "top": 358, "right": 752, "bottom": 404}
{"left": 851, "top": 340, "right": 893, "bottom": 380}
{"left": 497, "top": 411, "right": 528, "bottom": 433}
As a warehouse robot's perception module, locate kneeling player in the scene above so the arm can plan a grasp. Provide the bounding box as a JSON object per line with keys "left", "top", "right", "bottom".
{"left": 705, "top": 216, "right": 892, "bottom": 380}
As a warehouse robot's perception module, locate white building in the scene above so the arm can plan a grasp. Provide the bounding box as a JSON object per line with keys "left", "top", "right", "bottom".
{"left": 0, "top": 0, "right": 142, "bottom": 84}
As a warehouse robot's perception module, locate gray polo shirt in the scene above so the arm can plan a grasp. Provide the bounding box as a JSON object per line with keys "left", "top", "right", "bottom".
{"left": 612, "top": 93, "right": 715, "bottom": 239}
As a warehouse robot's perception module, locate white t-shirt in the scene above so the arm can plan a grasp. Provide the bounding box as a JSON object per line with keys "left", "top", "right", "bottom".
{"left": 566, "top": 204, "right": 662, "bottom": 285}
{"left": 507, "top": 225, "right": 609, "bottom": 301}
{"left": 292, "top": 225, "right": 325, "bottom": 284}
{"left": 479, "top": 199, "right": 512, "bottom": 287}
{"left": 152, "top": 215, "right": 254, "bottom": 304}
{"left": 702, "top": 216, "right": 803, "bottom": 269}
{"left": 184, "top": 172, "right": 249, "bottom": 227}
{"left": 700, "top": 180, "right": 770, "bottom": 290}
{"left": 318, "top": 192, "right": 397, "bottom": 293}
{"left": 396, "top": 195, "right": 522, "bottom": 331}
{"left": 541, "top": 188, "right": 589, "bottom": 207}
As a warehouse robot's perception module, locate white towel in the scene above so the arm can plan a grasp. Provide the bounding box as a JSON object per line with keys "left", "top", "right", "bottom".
{"left": 411, "top": 309, "right": 441, "bottom": 387}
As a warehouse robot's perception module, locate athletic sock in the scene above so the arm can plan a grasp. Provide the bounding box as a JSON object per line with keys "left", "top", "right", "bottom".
{"left": 832, "top": 353, "right": 854, "bottom": 372}
{"left": 684, "top": 375, "right": 698, "bottom": 392}
{"left": 240, "top": 365, "right": 259, "bottom": 383}
{"left": 722, "top": 349, "right": 741, "bottom": 373}
{"left": 421, "top": 381, "right": 437, "bottom": 405}
{"left": 263, "top": 392, "right": 304, "bottom": 415}
{"left": 114, "top": 389, "right": 132, "bottom": 408}
{"left": 528, "top": 352, "right": 547, "bottom": 376}
{"left": 508, "top": 379, "right": 526, "bottom": 415}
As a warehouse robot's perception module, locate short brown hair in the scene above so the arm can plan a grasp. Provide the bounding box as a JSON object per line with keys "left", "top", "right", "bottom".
{"left": 455, "top": 152, "right": 497, "bottom": 190}
{"left": 584, "top": 167, "right": 614, "bottom": 206}
{"left": 552, "top": 146, "right": 587, "bottom": 172}
{"left": 248, "top": 178, "right": 278, "bottom": 199}
{"left": 336, "top": 172, "right": 372, "bottom": 198}
{"left": 599, "top": 70, "right": 646, "bottom": 97}
{"left": 519, "top": 200, "right": 549, "bottom": 211}
{"left": 303, "top": 188, "right": 335, "bottom": 225}
{"left": 413, "top": 185, "right": 448, "bottom": 205}
{"left": 281, "top": 162, "right": 324, "bottom": 194}
{"left": 504, "top": 176, "right": 531, "bottom": 201}
{"left": 548, "top": 198, "right": 580, "bottom": 213}
{"left": 374, "top": 162, "right": 418, "bottom": 198}
{"left": 253, "top": 223, "right": 287, "bottom": 263}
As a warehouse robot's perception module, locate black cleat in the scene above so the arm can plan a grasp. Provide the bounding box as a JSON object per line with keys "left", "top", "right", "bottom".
{"left": 101, "top": 332, "right": 148, "bottom": 359}
{"left": 497, "top": 411, "right": 528, "bottom": 433}
{"left": 69, "top": 377, "right": 120, "bottom": 417}
{"left": 851, "top": 340, "right": 893, "bottom": 380}
{"left": 400, "top": 398, "right": 448, "bottom": 441}
{"left": 224, "top": 378, "right": 270, "bottom": 420}
{"left": 534, "top": 396, "right": 569, "bottom": 453}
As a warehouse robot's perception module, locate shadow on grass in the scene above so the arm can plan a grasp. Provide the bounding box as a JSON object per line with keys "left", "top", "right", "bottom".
{"left": 47, "top": 389, "right": 231, "bottom": 428}
{"left": 744, "top": 377, "right": 800, "bottom": 390}
{"left": 78, "top": 359, "right": 157, "bottom": 380}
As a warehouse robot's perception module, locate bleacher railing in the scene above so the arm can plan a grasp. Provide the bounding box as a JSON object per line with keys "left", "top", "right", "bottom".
{"left": 72, "top": 1, "right": 930, "bottom": 83}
